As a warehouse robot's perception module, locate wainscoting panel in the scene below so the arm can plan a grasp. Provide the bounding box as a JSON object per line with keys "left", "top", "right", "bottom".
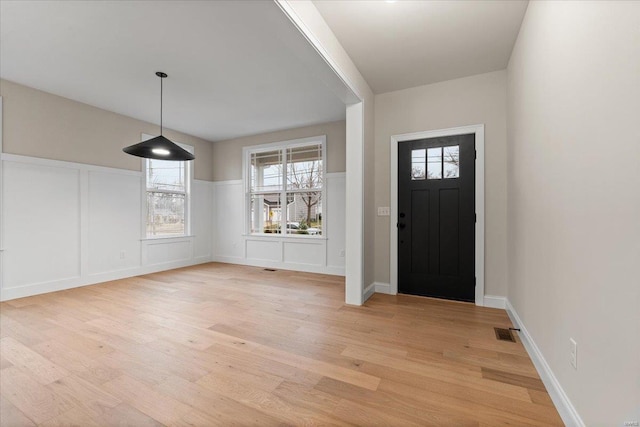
{"left": 2, "top": 160, "right": 81, "bottom": 288}
{"left": 246, "top": 239, "right": 282, "bottom": 262}
{"left": 213, "top": 180, "right": 245, "bottom": 260}
{"left": 143, "top": 237, "right": 192, "bottom": 266}
{"left": 88, "top": 170, "right": 142, "bottom": 275}
{"left": 326, "top": 173, "right": 346, "bottom": 271}
{"left": 283, "top": 240, "right": 325, "bottom": 266}
{"left": 192, "top": 180, "right": 214, "bottom": 262}
{"left": 0, "top": 154, "right": 214, "bottom": 301}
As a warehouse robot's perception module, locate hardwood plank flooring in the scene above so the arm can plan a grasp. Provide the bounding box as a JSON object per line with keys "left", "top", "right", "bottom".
{"left": 0, "top": 262, "right": 563, "bottom": 426}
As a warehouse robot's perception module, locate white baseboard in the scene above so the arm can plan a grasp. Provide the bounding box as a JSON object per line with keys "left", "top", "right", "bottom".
{"left": 194, "top": 254, "right": 213, "bottom": 264}
{"left": 0, "top": 257, "right": 213, "bottom": 301}
{"left": 363, "top": 283, "right": 375, "bottom": 301}
{"left": 211, "top": 255, "right": 345, "bottom": 277}
{"left": 374, "top": 282, "right": 392, "bottom": 294}
{"left": 483, "top": 295, "right": 506, "bottom": 309}
{"left": 505, "top": 299, "right": 585, "bottom": 427}
{"left": 364, "top": 282, "right": 392, "bottom": 301}
{"left": 211, "top": 255, "right": 245, "bottom": 265}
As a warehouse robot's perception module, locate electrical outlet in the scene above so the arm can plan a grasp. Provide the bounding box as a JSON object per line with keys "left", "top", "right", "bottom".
{"left": 120, "top": 250, "right": 126, "bottom": 259}
{"left": 338, "top": 249, "right": 345, "bottom": 257}
{"left": 377, "top": 207, "right": 390, "bottom": 216}
{"left": 569, "top": 338, "right": 577, "bottom": 369}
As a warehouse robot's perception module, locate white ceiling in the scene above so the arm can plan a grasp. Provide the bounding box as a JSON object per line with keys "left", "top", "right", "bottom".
{"left": 0, "top": 1, "right": 348, "bottom": 142}
{"left": 314, "top": 0, "right": 528, "bottom": 94}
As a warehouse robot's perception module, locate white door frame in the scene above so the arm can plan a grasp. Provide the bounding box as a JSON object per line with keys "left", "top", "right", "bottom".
{"left": 390, "top": 124, "right": 485, "bottom": 306}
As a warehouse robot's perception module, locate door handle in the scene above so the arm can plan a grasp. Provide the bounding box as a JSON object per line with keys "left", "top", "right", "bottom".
{"left": 397, "top": 223, "right": 406, "bottom": 229}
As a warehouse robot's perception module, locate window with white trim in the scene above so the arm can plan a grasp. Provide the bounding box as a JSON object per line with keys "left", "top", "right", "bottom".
{"left": 245, "top": 137, "right": 325, "bottom": 237}
{"left": 144, "top": 144, "right": 193, "bottom": 237}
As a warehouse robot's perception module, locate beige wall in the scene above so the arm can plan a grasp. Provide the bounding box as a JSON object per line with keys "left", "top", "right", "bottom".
{"left": 507, "top": 1, "right": 640, "bottom": 424}
{"left": 212, "top": 120, "right": 346, "bottom": 181}
{"left": 0, "top": 79, "right": 214, "bottom": 181}
{"left": 374, "top": 70, "right": 508, "bottom": 296}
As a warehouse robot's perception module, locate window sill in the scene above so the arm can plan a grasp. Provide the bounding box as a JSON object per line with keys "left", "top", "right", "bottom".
{"left": 140, "top": 235, "right": 195, "bottom": 241}
{"left": 243, "top": 233, "right": 327, "bottom": 241}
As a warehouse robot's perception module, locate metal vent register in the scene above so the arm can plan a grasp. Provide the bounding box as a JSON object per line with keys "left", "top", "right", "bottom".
{"left": 494, "top": 327, "right": 516, "bottom": 342}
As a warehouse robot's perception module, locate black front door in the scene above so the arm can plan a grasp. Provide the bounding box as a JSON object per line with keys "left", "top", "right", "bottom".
{"left": 398, "top": 134, "right": 475, "bottom": 302}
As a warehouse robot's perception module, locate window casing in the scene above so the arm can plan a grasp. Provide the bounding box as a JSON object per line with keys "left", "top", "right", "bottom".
{"left": 143, "top": 142, "right": 193, "bottom": 238}
{"left": 245, "top": 136, "right": 326, "bottom": 237}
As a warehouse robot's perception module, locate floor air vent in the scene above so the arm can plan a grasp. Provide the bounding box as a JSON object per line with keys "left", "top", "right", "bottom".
{"left": 494, "top": 327, "right": 516, "bottom": 342}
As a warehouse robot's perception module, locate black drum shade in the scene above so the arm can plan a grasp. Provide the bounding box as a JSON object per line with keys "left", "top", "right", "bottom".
{"left": 123, "top": 72, "right": 194, "bottom": 161}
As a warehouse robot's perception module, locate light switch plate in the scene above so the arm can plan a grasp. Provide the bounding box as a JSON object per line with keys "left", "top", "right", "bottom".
{"left": 377, "top": 207, "right": 390, "bottom": 216}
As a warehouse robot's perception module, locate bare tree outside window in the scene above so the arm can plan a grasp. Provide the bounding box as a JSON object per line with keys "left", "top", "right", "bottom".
{"left": 288, "top": 158, "right": 322, "bottom": 225}
{"left": 443, "top": 145, "right": 460, "bottom": 178}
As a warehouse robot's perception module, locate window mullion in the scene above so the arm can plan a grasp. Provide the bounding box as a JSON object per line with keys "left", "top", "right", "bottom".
{"left": 281, "top": 147, "right": 287, "bottom": 235}
{"left": 185, "top": 161, "right": 190, "bottom": 235}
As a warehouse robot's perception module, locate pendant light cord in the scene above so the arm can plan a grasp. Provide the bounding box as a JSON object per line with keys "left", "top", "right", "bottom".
{"left": 155, "top": 71, "right": 168, "bottom": 135}
{"left": 160, "top": 75, "right": 163, "bottom": 135}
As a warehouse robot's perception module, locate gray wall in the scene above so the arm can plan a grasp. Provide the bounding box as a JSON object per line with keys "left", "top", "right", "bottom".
{"left": 1, "top": 79, "right": 214, "bottom": 181}
{"left": 507, "top": 1, "right": 640, "bottom": 424}
{"left": 212, "top": 120, "right": 346, "bottom": 181}
{"left": 374, "top": 70, "right": 508, "bottom": 296}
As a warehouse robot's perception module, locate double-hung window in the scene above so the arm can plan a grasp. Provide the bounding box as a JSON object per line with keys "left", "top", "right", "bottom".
{"left": 246, "top": 136, "right": 325, "bottom": 237}
{"left": 144, "top": 143, "right": 193, "bottom": 238}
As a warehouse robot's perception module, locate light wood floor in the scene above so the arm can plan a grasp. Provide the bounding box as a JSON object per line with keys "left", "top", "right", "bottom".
{"left": 0, "top": 263, "right": 562, "bottom": 426}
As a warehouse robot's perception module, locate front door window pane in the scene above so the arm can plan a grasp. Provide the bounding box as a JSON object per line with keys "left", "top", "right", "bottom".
{"left": 444, "top": 145, "right": 460, "bottom": 178}
{"left": 427, "top": 147, "right": 442, "bottom": 179}
{"left": 411, "top": 149, "right": 426, "bottom": 180}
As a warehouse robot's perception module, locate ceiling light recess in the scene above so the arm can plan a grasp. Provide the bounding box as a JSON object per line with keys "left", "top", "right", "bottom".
{"left": 123, "top": 72, "right": 195, "bottom": 161}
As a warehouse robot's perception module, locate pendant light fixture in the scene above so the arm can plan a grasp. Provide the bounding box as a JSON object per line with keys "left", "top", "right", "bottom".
{"left": 123, "top": 72, "right": 195, "bottom": 161}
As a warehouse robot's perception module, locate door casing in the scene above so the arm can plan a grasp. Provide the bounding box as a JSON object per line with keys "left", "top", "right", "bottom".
{"left": 390, "top": 124, "right": 485, "bottom": 306}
